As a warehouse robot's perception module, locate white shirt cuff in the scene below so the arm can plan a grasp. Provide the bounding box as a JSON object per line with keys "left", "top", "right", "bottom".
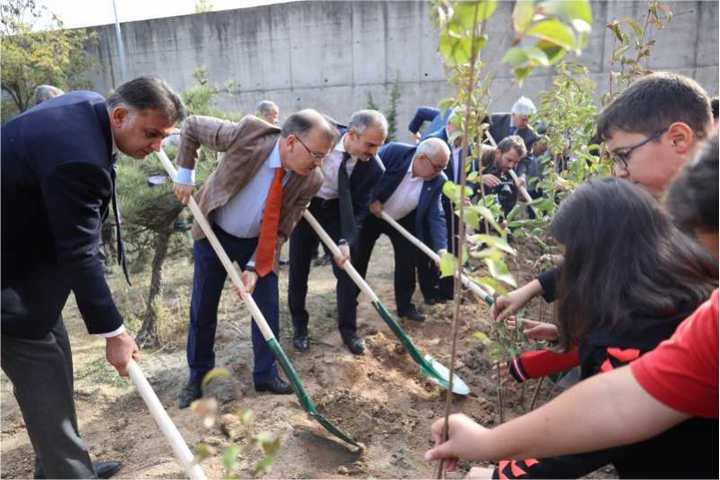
{"left": 96, "top": 325, "right": 126, "bottom": 338}
{"left": 175, "top": 167, "right": 195, "bottom": 186}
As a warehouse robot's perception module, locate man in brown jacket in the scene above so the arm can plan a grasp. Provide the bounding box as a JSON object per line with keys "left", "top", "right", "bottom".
{"left": 172, "top": 109, "right": 337, "bottom": 408}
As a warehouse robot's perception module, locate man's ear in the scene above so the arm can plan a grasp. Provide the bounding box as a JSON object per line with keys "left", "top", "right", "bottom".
{"left": 666, "top": 122, "right": 695, "bottom": 155}
{"left": 109, "top": 106, "right": 129, "bottom": 128}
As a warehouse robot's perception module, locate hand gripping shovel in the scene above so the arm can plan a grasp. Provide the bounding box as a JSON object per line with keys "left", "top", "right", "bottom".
{"left": 157, "top": 148, "right": 359, "bottom": 448}
{"left": 128, "top": 360, "right": 207, "bottom": 480}
{"left": 302, "top": 210, "right": 470, "bottom": 396}
{"left": 484, "top": 130, "right": 534, "bottom": 204}
{"left": 378, "top": 211, "right": 494, "bottom": 307}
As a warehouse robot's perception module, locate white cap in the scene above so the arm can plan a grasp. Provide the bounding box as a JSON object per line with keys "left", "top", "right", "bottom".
{"left": 511, "top": 96, "right": 536, "bottom": 116}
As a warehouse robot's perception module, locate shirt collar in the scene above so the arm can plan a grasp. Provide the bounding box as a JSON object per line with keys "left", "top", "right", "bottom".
{"left": 335, "top": 134, "right": 348, "bottom": 153}
{"left": 268, "top": 139, "right": 282, "bottom": 169}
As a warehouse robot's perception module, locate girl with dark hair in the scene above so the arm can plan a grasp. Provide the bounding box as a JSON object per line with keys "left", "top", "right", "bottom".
{"left": 490, "top": 177, "right": 718, "bottom": 479}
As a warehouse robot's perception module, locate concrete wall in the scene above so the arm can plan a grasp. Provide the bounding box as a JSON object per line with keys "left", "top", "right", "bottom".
{"left": 85, "top": 1, "right": 718, "bottom": 142}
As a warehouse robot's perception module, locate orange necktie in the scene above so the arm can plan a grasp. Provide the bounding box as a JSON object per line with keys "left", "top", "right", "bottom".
{"left": 255, "top": 168, "right": 285, "bottom": 277}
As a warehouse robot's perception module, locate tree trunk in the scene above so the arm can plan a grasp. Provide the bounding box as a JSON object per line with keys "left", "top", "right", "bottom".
{"left": 136, "top": 226, "right": 172, "bottom": 348}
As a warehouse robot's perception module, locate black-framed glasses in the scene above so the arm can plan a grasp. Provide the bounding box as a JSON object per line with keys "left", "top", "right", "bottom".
{"left": 609, "top": 129, "right": 667, "bottom": 169}
{"left": 424, "top": 154, "right": 447, "bottom": 173}
{"left": 295, "top": 136, "right": 327, "bottom": 161}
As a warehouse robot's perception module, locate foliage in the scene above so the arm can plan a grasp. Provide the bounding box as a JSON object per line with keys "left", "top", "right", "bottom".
{"left": 195, "top": 0, "right": 214, "bottom": 14}
{"left": 1, "top": 0, "right": 96, "bottom": 118}
{"left": 364, "top": 74, "right": 402, "bottom": 143}
{"left": 603, "top": 0, "right": 672, "bottom": 105}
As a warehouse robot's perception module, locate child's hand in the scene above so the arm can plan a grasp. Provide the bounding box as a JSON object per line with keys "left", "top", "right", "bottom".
{"left": 506, "top": 317, "right": 559, "bottom": 341}
{"left": 425, "top": 414, "right": 491, "bottom": 468}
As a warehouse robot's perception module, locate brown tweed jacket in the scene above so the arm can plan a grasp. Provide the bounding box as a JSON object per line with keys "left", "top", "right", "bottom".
{"left": 176, "top": 114, "right": 323, "bottom": 272}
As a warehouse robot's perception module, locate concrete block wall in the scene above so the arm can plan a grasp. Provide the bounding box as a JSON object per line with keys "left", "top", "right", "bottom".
{"left": 84, "top": 0, "right": 718, "bottom": 142}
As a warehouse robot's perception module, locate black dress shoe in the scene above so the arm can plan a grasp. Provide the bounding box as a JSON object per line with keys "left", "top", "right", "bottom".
{"left": 399, "top": 305, "right": 425, "bottom": 322}
{"left": 35, "top": 460, "right": 122, "bottom": 479}
{"left": 177, "top": 381, "right": 202, "bottom": 409}
{"left": 293, "top": 335, "right": 310, "bottom": 352}
{"left": 255, "top": 376, "right": 293, "bottom": 394}
{"left": 343, "top": 335, "right": 365, "bottom": 355}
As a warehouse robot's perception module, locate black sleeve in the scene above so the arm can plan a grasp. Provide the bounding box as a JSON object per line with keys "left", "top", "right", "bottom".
{"left": 42, "top": 163, "right": 123, "bottom": 334}
{"left": 537, "top": 266, "right": 560, "bottom": 303}
{"left": 493, "top": 450, "right": 612, "bottom": 479}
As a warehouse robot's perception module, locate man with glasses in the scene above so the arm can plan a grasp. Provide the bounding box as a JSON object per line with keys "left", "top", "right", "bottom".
{"left": 351, "top": 138, "right": 451, "bottom": 323}
{"left": 172, "top": 110, "right": 337, "bottom": 407}
{"left": 289, "top": 110, "right": 387, "bottom": 355}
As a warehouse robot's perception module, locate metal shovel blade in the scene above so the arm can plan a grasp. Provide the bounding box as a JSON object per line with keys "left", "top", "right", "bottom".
{"left": 420, "top": 355, "right": 471, "bottom": 396}
{"left": 266, "top": 338, "right": 360, "bottom": 448}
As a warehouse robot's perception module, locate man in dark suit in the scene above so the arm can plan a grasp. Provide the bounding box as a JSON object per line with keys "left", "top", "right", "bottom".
{"left": 172, "top": 110, "right": 337, "bottom": 408}
{"left": 408, "top": 106, "right": 454, "bottom": 142}
{"left": 351, "top": 138, "right": 450, "bottom": 322}
{"left": 1, "top": 76, "right": 184, "bottom": 479}
{"left": 289, "top": 110, "right": 386, "bottom": 355}
{"left": 488, "top": 96, "right": 539, "bottom": 151}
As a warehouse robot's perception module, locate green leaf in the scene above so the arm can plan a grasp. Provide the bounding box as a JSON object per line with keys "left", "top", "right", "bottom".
{"left": 201, "top": 367, "right": 231, "bottom": 389}
{"left": 539, "top": 0, "right": 592, "bottom": 25}
{"left": 222, "top": 445, "right": 240, "bottom": 472}
{"left": 254, "top": 455, "right": 275, "bottom": 476}
{"left": 193, "top": 442, "right": 214, "bottom": 463}
{"left": 623, "top": 17, "right": 644, "bottom": 37}
{"left": 473, "top": 331, "right": 492, "bottom": 345}
{"left": 484, "top": 258, "right": 517, "bottom": 287}
{"left": 525, "top": 46, "right": 551, "bottom": 66}
{"left": 439, "top": 32, "right": 472, "bottom": 66}
{"left": 536, "top": 39, "right": 567, "bottom": 64}
{"left": 512, "top": 0, "right": 536, "bottom": 32}
{"left": 470, "top": 247, "right": 503, "bottom": 262}
{"left": 527, "top": 19, "right": 577, "bottom": 50}
{"left": 473, "top": 205, "right": 503, "bottom": 234}
{"left": 472, "top": 234, "right": 516, "bottom": 255}
{"left": 454, "top": 0, "right": 498, "bottom": 28}
{"left": 240, "top": 409, "right": 254, "bottom": 426}
{"left": 607, "top": 20, "right": 623, "bottom": 42}
{"left": 502, "top": 47, "right": 529, "bottom": 67}
{"left": 463, "top": 208, "right": 481, "bottom": 229}
{"left": 439, "top": 252, "right": 457, "bottom": 278}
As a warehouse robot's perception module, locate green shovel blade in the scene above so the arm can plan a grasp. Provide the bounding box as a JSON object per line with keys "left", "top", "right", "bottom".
{"left": 266, "top": 338, "right": 359, "bottom": 448}
{"left": 371, "top": 301, "right": 470, "bottom": 396}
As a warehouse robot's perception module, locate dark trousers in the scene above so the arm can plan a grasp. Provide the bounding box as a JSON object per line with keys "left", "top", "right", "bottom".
{"left": 188, "top": 225, "right": 278, "bottom": 385}
{"left": 288, "top": 198, "right": 358, "bottom": 340}
{"left": 353, "top": 212, "right": 426, "bottom": 315}
{"left": 1, "top": 291, "right": 96, "bottom": 479}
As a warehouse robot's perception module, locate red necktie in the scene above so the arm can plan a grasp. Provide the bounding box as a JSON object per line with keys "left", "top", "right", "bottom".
{"left": 255, "top": 168, "right": 285, "bottom": 277}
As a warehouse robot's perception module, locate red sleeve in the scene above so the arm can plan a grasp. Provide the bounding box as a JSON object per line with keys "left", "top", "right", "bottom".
{"left": 631, "top": 290, "right": 718, "bottom": 418}
{"left": 509, "top": 347, "right": 581, "bottom": 382}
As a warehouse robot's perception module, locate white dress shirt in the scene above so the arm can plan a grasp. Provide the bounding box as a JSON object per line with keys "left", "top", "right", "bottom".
{"left": 316, "top": 134, "right": 357, "bottom": 200}
{"left": 383, "top": 159, "right": 423, "bottom": 220}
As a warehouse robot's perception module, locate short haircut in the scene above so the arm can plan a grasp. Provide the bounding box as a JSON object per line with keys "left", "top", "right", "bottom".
{"left": 281, "top": 108, "right": 338, "bottom": 145}
{"left": 597, "top": 72, "right": 711, "bottom": 141}
{"left": 497, "top": 135, "right": 527, "bottom": 158}
{"left": 416, "top": 137, "right": 450, "bottom": 160}
{"left": 665, "top": 132, "right": 718, "bottom": 232}
{"left": 256, "top": 100, "right": 278, "bottom": 115}
{"left": 711, "top": 96, "right": 718, "bottom": 121}
{"left": 106, "top": 76, "right": 186, "bottom": 123}
{"left": 348, "top": 109, "right": 388, "bottom": 135}
{"left": 511, "top": 96, "right": 536, "bottom": 116}
{"left": 33, "top": 85, "right": 64, "bottom": 106}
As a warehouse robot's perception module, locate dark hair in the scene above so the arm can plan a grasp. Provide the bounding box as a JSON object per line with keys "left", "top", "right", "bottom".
{"left": 106, "top": 76, "right": 185, "bottom": 123}
{"left": 552, "top": 177, "right": 717, "bottom": 349}
{"left": 597, "top": 72, "right": 711, "bottom": 142}
{"left": 497, "top": 135, "right": 527, "bottom": 158}
{"left": 711, "top": 96, "right": 719, "bottom": 121}
{"left": 665, "top": 133, "right": 719, "bottom": 232}
{"left": 281, "top": 108, "right": 338, "bottom": 145}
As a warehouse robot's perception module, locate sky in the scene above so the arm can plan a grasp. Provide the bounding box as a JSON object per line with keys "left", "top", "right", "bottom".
{"left": 34, "top": 0, "right": 293, "bottom": 29}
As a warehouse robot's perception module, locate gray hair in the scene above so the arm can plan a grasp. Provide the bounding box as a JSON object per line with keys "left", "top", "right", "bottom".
{"left": 348, "top": 109, "right": 388, "bottom": 136}
{"left": 106, "top": 76, "right": 185, "bottom": 123}
{"left": 511, "top": 96, "right": 536, "bottom": 116}
{"left": 256, "top": 100, "right": 278, "bottom": 115}
{"left": 33, "top": 85, "right": 64, "bottom": 106}
{"left": 281, "top": 108, "right": 339, "bottom": 145}
{"left": 415, "top": 137, "right": 450, "bottom": 161}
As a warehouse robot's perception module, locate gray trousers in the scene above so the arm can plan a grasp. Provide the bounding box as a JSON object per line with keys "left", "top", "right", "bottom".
{"left": 1, "top": 317, "right": 97, "bottom": 479}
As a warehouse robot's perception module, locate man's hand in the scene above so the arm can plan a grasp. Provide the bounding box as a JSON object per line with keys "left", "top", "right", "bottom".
{"left": 435, "top": 249, "right": 447, "bottom": 267}
{"left": 515, "top": 175, "right": 527, "bottom": 189}
{"left": 413, "top": 131, "right": 422, "bottom": 144}
{"left": 334, "top": 243, "right": 351, "bottom": 267}
{"left": 173, "top": 183, "right": 194, "bottom": 205}
{"left": 369, "top": 200, "right": 383, "bottom": 217}
{"left": 106, "top": 331, "right": 140, "bottom": 377}
{"left": 233, "top": 270, "right": 257, "bottom": 297}
{"left": 425, "top": 414, "right": 492, "bottom": 469}
{"left": 482, "top": 174, "right": 501, "bottom": 188}
{"left": 506, "top": 317, "right": 559, "bottom": 341}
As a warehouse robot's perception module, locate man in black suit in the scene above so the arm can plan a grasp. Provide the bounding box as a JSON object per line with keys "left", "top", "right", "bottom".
{"left": 488, "top": 96, "right": 539, "bottom": 152}
{"left": 289, "top": 110, "right": 386, "bottom": 355}
{"left": 352, "top": 138, "right": 450, "bottom": 322}
{"left": 1, "top": 76, "right": 184, "bottom": 479}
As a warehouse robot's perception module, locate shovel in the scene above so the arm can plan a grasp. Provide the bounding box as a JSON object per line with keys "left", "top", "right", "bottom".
{"left": 128, "top": 360, "right": 207, "bottom": 480}
{"left": 157, "top": 148, "right": 359, "bottom": 449}
{"left": 484, "top": 131, "right": 534, "bottom": 204}
{"left": 378, "top": 211, "right": 494, "bottom": 307}
{"left": 302, "top": 210, "right": 470, "bottom": 396}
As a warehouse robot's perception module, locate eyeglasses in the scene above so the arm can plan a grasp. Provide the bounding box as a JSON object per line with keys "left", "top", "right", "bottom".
{"left": 609, "top": 129, "right": 667, "bottom": 170}
{"left": 424, "top": 154, "right": 447, "bottom": 173}
{"left": 295, "top": 136, "right": 327, "bottom": 161}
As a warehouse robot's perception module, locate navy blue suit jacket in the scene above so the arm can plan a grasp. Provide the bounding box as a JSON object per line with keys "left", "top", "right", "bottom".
{"left": 375, "top": 142, "right": 447, "bottom": 251}
{"left": 1, "top": 91, "right": 123, "bottom": 338}
{"left": 488, "top": 112, "right": 539, "bottom": 151}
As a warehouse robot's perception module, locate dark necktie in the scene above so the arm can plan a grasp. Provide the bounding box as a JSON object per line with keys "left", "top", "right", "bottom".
{"left": 110, "top": 157, "right": 131, "bottom": 285}
{"left": 338, "top": 152, "right": 356, "bottom": 244}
